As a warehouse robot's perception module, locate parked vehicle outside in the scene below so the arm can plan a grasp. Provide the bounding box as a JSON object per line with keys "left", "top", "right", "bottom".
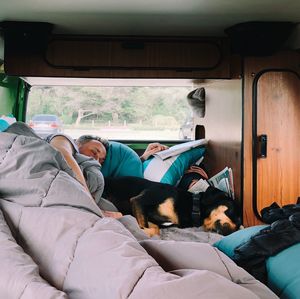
{"left": 26, "top": 84, "right": 192, "bottom": 140}
{"left": 29, "top": 114, "right": 63, "bottom": 138}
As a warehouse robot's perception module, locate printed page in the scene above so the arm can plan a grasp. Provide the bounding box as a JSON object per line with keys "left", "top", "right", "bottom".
{"left": 154, "top": 139, "right": 208, "bottom": 160}
{"left": 208, "top": 167, "right": 234, "bottom": 197}
{"left": 188, "top": 179, "right": 210, "bottom": 194}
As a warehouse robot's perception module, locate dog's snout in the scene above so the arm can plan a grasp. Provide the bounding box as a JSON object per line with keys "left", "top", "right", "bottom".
{"left": 214, "top": 220, "right": 237, "bottom": 236}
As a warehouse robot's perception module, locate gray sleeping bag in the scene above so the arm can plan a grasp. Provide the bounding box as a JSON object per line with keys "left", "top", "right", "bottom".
{"left": 0, "top": 125, "right": 278, "bottom": 299}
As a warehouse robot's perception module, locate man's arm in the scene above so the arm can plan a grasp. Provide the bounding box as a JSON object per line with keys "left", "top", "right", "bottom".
{"left": 140, "top": 142, "right": 169, "bottom": 161}
{"left": 50, "top": 136, "right": 123, "bottom": 218}
{"left": 49, "top": 136, "right": 91, "bottom": 194}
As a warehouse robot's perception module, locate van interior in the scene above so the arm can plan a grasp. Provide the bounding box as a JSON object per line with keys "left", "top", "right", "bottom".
{"left": 0, "top": 1, "right": 300, "bottom": 298}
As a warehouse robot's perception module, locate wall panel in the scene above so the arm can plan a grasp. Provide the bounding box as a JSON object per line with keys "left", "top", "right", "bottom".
{"left": 243, "top": 51, "right": 300, "bottom": 226}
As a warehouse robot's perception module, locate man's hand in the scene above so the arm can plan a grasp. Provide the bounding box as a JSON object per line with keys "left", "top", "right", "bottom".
{"left": 102, "top": 210, "right": 123, "bottom": 219}
{"left": 140, "top": 142, "right": 169, "bottom": 161}
{"left": 185, "top": 165, "right": 209, "bottom": 180}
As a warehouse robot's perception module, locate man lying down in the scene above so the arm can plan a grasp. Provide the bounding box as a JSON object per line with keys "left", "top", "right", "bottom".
{"left": 0, "top": 122, "right": 278, "bottom": 299}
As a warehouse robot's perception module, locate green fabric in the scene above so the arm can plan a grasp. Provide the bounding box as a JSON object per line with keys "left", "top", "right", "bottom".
{"left": 213, "top": 225, "right": 268, "bottom": 258}
{"left": 160, "top": 147, "right": 206, "bottom": 185}
{"left": 101, "top": 141, "right": 143, "bottom": 178}
{"left": 214, "top": 225, "right": 300, "bottom": 299}
{"left": 267, "top": 242, "right": 300, "bottom": 299}
{"left": 143, "top": 147, "right": 206, "bottom": 185}
{"left": 0, "top": 119, "right": 9, "bottom": 131}
{"left": 0, "top": 115, "right": 16, "bottom": 131}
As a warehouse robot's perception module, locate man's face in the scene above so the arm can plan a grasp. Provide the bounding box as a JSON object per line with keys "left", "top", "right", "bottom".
{"left": 78, "top": 140, "right": 107, "bottom": 164}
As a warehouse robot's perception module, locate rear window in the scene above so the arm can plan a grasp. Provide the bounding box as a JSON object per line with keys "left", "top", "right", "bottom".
{"left": 26, "top": 80, "right": 195, "bottom": 140}
{"left": 32, "top": 115, "right": 57, "bottom": 121}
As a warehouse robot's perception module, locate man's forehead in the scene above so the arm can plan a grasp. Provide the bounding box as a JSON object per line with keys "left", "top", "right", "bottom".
{"left": 89, "top": 140, "right": 105, "bottom": 150}
{"left": 87, "top": 139, "right": 102, "bottom": 145}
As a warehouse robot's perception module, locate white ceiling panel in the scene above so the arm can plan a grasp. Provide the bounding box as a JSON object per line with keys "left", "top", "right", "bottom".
{"left": 0, "top": 0, "right": 299, "bottom": 36}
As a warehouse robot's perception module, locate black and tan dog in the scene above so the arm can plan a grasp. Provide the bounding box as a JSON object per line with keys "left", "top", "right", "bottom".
{"left": 103, "top": 176, "right": 241, "bottom": 236}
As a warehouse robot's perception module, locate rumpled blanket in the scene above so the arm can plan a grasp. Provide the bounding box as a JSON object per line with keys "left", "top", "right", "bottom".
{"left": 5, "top": 122, "right": 105, "bottom": 204}
{"left": 0, "top": 124, "right": 278, "bottom": 299}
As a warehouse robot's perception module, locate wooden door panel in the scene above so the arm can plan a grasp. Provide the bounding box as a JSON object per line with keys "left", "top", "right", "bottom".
{"left": 256, "top": 71, "right": 300, "bottom": 214}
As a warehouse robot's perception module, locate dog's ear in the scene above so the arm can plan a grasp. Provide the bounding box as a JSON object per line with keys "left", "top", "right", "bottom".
{"left": 200, "top": 186, "right": 229, "bottom": 206}
{"left": 130, "top": 191, "right": 147, "bottom": 228}
{"left": 225, "top": 200, "right": 242, "bottom": 227}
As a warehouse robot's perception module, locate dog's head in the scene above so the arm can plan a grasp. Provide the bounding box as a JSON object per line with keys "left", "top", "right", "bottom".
{"left": 199, "top": 186, "right": 241, "bottom": 236}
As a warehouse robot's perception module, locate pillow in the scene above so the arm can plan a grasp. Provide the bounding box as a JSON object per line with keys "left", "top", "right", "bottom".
{"left": 101, "top": 141, "right": 143, "bottom": 178}
{"left": 213, "top": 225, "right": 268, "bottom": 258}
{"left": 214, "top": 225, "right": 300, "bottom": 299}
{"left": 267, "top": 242, "right": 300, "bottom": 299}
{"left": 143, "top": 146, "right": 206, "bottom": 185}
{"left": 0, "top": 115, "right": 16, "bottom": 132}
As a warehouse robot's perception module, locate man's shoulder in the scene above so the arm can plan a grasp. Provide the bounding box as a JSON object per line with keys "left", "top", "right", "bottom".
{"left": 109, "top": 141, "right": 139, "bottom": 159}
{"left": 45, "top": 133, "right": 79, "bottom": 153}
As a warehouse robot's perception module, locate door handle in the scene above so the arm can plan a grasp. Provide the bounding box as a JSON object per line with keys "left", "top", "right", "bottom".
{"left": 257, "top": 134, "right": 267, "bottom": 158}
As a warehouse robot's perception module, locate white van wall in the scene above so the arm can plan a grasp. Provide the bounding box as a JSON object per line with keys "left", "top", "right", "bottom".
{"left": 194, "top": 79, "right": 242, "bottom": 201}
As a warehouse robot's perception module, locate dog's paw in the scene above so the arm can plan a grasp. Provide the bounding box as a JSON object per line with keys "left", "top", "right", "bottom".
{"left": 142, "top": 226, "right": 160, "bottom": 237}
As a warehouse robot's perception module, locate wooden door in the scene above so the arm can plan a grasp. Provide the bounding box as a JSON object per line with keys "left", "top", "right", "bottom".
{"left": 254, "top": 71, "right": 300, "bottom": 217}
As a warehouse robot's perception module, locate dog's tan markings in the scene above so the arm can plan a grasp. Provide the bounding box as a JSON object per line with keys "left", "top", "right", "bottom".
{"left": 131, "top": 194, "right": 161, "bottom": 237}
{"left": 203, "top": 205, "right": 236, "bottom": 231}
{"left": 143, "top": 222, "right": 160, "bottom": 237}
{"left": 130, "top": 193, "right": 147, "bottom": 228}
{"left": 158, "top": 197, "right": 179, "bottom": 225}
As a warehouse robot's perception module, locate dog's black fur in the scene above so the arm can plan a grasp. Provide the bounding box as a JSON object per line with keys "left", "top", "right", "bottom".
{"left": 198, "top": 186, "right": 242, "bottom": 235}
{"left": 103, "top": 176, "right": 241, "bottom": 236}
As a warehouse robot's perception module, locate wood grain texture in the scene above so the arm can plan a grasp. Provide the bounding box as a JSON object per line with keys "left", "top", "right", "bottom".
{"left": 256, "top": 71, "right": 300, "bottom": 212}
{"left": 4, "top": 35, "right": 231, "bottom": 78}
{"left": 243, "top": 51, "right": 300, "bottom": 226}
{"left": 46, "top": 39, "right": 221, "bottom": 69}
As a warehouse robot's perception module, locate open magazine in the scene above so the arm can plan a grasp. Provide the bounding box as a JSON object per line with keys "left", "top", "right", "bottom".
{"left": 153, "top": 139, "right": 208, "bottom": 160}
{"left": 208, "top": 167, "right": 235, "bottom": 199}
{"left": 188, "top": 167, "right": 235, "bottom": 199}
{"left": 188, "top": 178, "right": 210, "bottom": 194}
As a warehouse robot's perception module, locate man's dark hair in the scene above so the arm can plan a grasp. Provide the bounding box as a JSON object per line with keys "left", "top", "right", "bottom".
{"left": 75, "top": 135, "right": 109, "bottom": 150}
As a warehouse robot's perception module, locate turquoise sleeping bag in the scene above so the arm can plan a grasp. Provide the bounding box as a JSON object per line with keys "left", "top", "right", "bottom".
{"left": 101, "top": 141, "right": 143, "bottom": 178}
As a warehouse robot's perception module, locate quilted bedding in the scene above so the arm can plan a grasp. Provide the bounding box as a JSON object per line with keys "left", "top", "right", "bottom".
{"left": 0, "top": 129, "right": 278, "bottom": 299}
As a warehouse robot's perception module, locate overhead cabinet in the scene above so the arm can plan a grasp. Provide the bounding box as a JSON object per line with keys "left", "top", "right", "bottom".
{"left": 4, "top": 34, "right": 231, "bottom": 78}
